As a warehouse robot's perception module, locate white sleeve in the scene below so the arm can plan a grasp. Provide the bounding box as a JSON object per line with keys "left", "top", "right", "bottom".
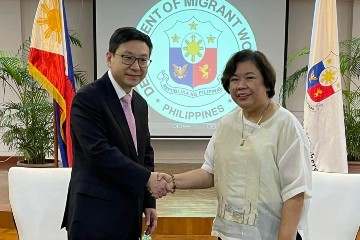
{"left": 201, "top": 131, "right": 216, "bottom": 174}
{"left": 278, "top": 125, "right": 312, "bottom": 202}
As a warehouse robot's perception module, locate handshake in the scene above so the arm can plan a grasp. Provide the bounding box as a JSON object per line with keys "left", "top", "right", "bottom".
{"left": 146, "top": 172, "right": 175, "bottom": 199}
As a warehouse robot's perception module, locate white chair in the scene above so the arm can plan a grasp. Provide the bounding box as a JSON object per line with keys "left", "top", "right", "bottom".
{"left": 308, "top": 171, "right": 360, "bottom": 240}
{"left": 8, "top": 167, "right": 72, "bottom": 240}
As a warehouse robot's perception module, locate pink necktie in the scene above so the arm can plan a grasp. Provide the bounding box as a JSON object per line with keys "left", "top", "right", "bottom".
{"left": 122, "top": 94, "right": 137, "bottom": 151}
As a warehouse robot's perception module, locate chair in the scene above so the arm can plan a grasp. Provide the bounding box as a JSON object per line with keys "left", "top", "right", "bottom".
{"left": 8, "top": 167, "right": 72, "bottom": 240}
{"left": 308, "top": 171, "right": 360, "bottom": 240}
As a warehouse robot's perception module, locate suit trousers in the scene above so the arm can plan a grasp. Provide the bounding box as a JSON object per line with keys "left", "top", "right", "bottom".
{"left": 67, "top": 231, "right": 141, "bottom": 240}
{"left": 67, "top": 234, "right": 140, "bottom": 240}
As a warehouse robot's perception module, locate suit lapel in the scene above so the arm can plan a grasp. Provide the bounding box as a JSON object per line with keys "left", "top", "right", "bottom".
{"left": 103, "top": 76, "right": 138, "bottom": 158}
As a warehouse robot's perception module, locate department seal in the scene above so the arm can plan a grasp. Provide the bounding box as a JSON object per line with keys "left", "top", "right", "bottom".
{"left": 136, "top": 0, "right": 257, "bottom": 123}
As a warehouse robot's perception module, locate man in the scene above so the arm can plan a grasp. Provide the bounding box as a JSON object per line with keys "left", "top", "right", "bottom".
{"left": 62, "top": 27, "right": 171, "bottom": 240}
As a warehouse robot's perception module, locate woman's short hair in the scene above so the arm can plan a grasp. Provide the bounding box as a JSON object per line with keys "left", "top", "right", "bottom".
{"left": 221, "top": 49, "right": 276, "bottom": 98}
{"left": 108, "top": 27, "right": 153, "bottom": 56}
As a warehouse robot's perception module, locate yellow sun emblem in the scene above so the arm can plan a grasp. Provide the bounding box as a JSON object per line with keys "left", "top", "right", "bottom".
{"left": 183, "top": 35, "right": 204, "bottom": 62}
{"left": 36, "top": 0, "right": 62, "bottom": 44}
{"left": 320, "top": 69, "right": 336, "bottom": 85}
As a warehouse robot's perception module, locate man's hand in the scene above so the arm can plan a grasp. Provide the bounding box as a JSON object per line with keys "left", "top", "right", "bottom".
{"left": 144, "top": 208, "right": 157, "bottom": 235}
{"left": 146, "top": 172, "right": 173, "bottom": 198}
{"left": 157, "top": 172, "right": 172, "bottom": 182}
{"left": 157, "top": 172, "right": 175, "bottom": 193}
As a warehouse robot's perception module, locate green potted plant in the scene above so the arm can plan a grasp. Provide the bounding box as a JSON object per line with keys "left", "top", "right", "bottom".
{"left": 0, "top": 34, "right": 87, "bottom": 166}
{"left": 282, "top": 37, "right": 360, "bottom": 162}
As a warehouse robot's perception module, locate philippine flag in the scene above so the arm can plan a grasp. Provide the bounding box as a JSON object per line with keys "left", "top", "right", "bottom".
{"left": 304, "top": 0, "right": 348, "bottom": 173}
{"left": 28, "top": 0, "right": 76, "bottom": 167}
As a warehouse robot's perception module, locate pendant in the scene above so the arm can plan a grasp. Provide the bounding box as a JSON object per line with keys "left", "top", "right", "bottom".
{"left": 240, "top": 139, "right": 245, "bottom": 146}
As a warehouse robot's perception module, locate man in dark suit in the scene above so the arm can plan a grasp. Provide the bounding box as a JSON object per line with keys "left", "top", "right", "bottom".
{"left": 62, "top": 27, "right": 172, "bottom": 240}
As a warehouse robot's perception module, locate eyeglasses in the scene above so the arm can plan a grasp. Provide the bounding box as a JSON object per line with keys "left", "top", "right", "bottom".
{"left": 114, "top": 54, "right": 152, "bottom": 68}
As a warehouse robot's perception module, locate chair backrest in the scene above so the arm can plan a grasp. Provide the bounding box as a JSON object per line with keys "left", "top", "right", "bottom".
{"left": 308, "top": 171, "right": 360, "bottom": 240}
{"left": 8, "top": 167, "right": 71, "bottom": 240}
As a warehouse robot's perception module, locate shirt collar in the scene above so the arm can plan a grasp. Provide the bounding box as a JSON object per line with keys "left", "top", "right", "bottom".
{"left": 107, "top": 70, "right": 133, "bottom": 99}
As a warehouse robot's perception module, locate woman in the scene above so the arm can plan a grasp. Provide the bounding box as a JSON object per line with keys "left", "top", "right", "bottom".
{"left": 161, "top": 49, "right": 312, "bottom": 240}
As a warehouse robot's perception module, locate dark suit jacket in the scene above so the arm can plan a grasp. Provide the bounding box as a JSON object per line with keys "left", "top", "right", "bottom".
{"left": 62, "top": 73, "right": 155, "bottom": 240}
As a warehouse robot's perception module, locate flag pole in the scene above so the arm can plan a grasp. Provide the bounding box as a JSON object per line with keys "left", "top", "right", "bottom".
{"left": 53, "top": 100, "right": 58, "bottom": 168}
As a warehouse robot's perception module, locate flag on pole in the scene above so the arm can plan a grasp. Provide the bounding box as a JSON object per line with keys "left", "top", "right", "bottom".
{"left": 28, "top": 0, "right": 76, "bottom": 167}
{"left": 304, "top": 0, "right": 348, "bottom": 173}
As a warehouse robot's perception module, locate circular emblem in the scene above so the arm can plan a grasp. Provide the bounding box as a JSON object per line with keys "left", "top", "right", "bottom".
{"left": 136, "top": 0, "right": 257, "bottom": 123}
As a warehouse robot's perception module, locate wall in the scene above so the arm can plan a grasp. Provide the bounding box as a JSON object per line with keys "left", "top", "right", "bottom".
{"left": 0, "top": 0, "right": 22, "bottom": 156}
{"left": 0, "top": 0, "right": 358, "bottom": 163}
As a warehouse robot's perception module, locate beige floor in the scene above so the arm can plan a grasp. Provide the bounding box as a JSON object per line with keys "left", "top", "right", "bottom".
{"left": 153, "top": 163, "right": 216, "bottom": 217}
{"left": 0, "top": 171, "right": 11, "bottom": 212}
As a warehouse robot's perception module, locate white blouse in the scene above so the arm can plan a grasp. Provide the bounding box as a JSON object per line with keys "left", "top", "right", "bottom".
{"left": 201, "top": 106, "right": 312, "bottom": 240}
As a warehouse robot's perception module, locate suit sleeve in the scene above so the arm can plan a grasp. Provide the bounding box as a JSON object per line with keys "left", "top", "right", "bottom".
{"left": 142, "top": 107, "right": 156, "bottom": 209}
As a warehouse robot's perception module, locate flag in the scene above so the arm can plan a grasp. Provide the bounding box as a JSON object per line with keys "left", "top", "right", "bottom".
{"left": 28, "top": 0, "right": 76, "bottom": 167}
{"left": 304, "top": 0, "right": 348, "bottom": 173}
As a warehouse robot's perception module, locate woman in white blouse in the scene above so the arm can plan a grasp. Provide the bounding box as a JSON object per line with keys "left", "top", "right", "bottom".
{"left": 161, "top": 49, "right": 312, "bottom": 240}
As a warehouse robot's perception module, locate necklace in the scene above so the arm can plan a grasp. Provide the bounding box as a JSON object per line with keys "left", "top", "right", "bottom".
{"left": 240, "top": 100, "right": 272, "bottom": 146}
